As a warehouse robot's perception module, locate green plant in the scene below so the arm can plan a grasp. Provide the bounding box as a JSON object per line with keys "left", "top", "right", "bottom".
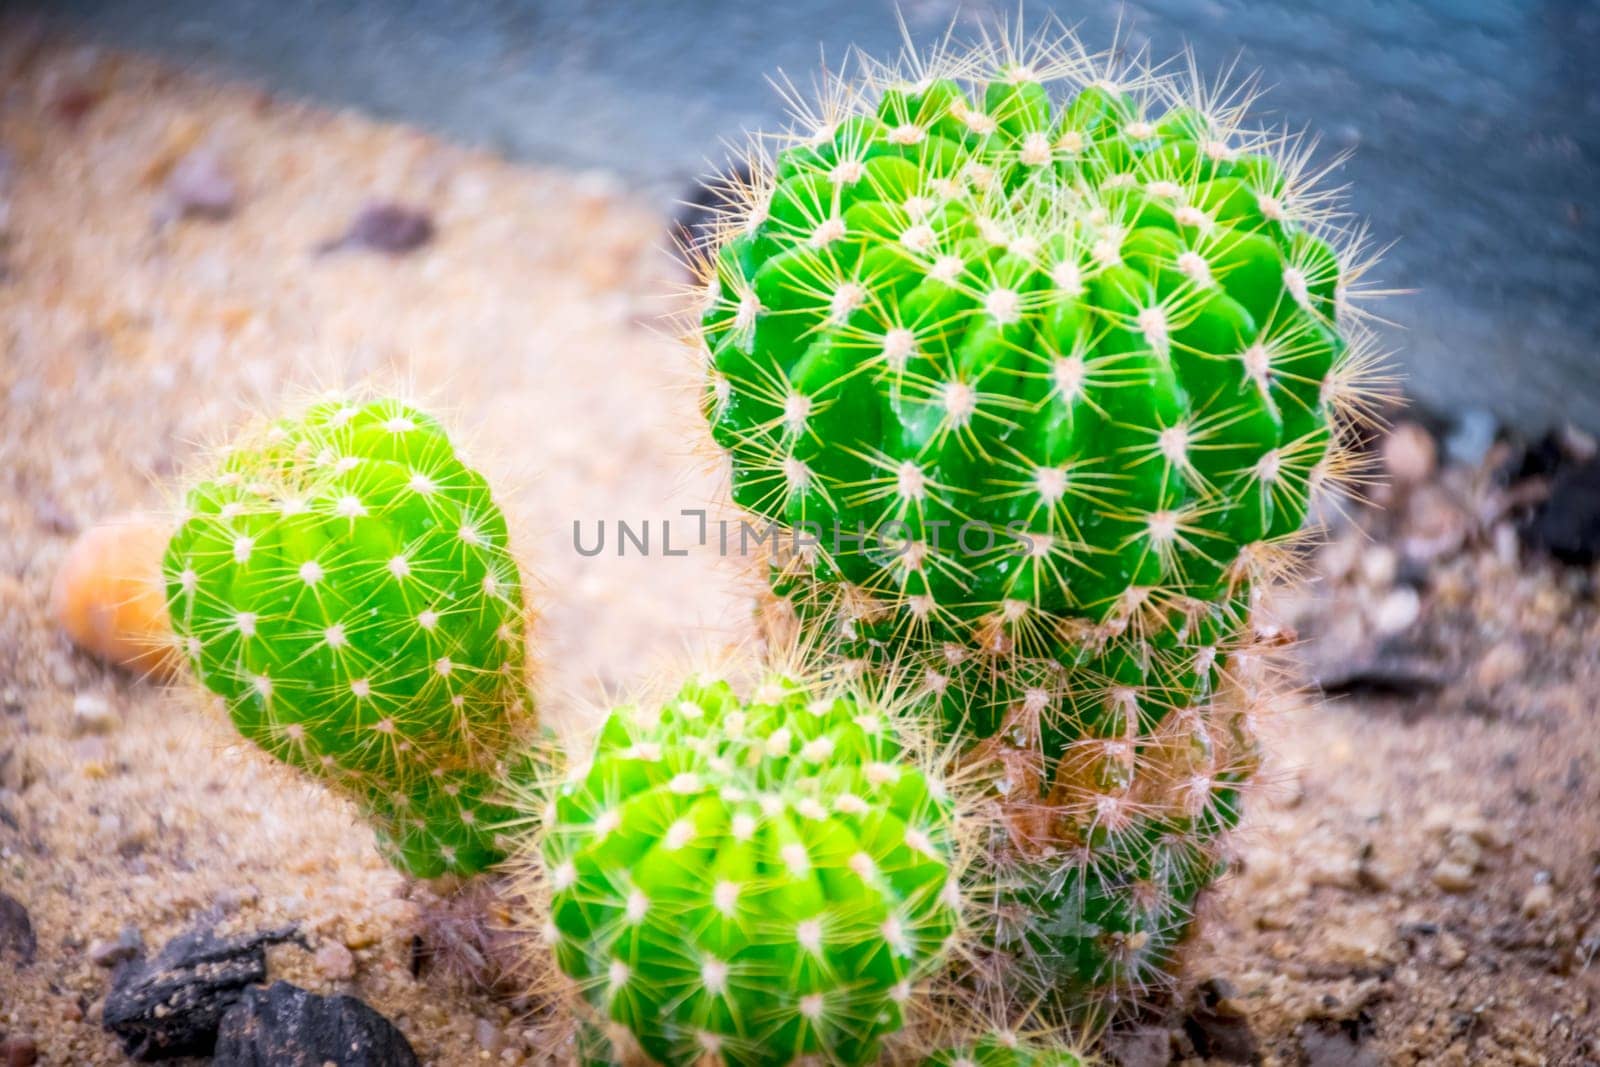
{"left": 922, "top": 1032, "right": 1089, "bottom": 1067}
{"left": 692, "top": 25, "right": 1382, "bottom": 1014}
{"left": 164, "top": 394, "right": 535, "bottom": 878}
{"left": 535, "top": 670, "right": 965, "bottom": 1066}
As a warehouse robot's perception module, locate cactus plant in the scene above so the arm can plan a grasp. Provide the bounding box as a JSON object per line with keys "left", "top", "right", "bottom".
{"left": 164, "top": 395, "right": 535, "bottom": 878}
{"left": 534, "top": 670, "right": 965, "bottom": 1066}
{"left": 690, "top": 25, "right": 1383, "bottom": 1014}
{"left": 922, "top": 1032, "right": 1088, "bottom": 1067}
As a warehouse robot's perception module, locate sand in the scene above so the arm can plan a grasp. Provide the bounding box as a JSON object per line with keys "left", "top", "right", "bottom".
{"left": 1, "top": 19, "right": 1595, "bottom": 1067}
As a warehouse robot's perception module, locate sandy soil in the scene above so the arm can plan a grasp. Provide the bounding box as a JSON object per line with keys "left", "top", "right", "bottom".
{"left": 1, "top": 22, "right": 1595, "bottom": 1067}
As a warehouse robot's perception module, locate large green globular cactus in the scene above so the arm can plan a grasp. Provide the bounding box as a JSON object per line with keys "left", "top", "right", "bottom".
{"left": 535, "top": 671, "right": 965, "bottom": 1067}
{"left": 164, "top": 395, "right": 535, "bottom": 878}
{"left": 692, "top": 27, "right": 1382, "bottom": 1015}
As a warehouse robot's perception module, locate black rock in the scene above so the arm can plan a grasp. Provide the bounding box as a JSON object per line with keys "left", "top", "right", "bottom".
{"left": 0, "top": 890, "right": 35, "bottom": 965}
{"left": 213, "top": 981, "right": 419, "bottom": 1067}
{"left": 1315, "top": 652, "right": 1451, "bottom": 698}
{"left": 1182, "top": 979, "right": 1260, "bottom": 1065}
{"left": 101, "top": 924, "right": 300, "bottom": 1061}
{"left": 1523, "top": 457, "right": 1600, "bottom": 565}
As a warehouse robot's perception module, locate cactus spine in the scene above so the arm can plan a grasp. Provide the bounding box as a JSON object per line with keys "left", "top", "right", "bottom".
{"left": 535, "top": 671, "right": 965, "bottom": 1066}
{"left": 692, "top": 24, "right": 1382, "bottom": 1013}
{"left": 922, "top": 1032, "right": 1088, "bottom": 1067}
{"left": 164, "top": 395, "right": 535, "bottom": 878}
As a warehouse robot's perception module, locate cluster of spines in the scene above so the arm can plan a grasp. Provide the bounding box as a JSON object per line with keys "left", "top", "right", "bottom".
{"left": 921, "top": 1030, "right": 1088, "bottom": 1067}
{"left": 164, "top": 395, "right": 535, "bottom": 877}
{"left": 531, "top": 671, "right": 968, "bottom": 1067}
{"left": 688, "top": 19, "right": 1382, "bottom": 1016}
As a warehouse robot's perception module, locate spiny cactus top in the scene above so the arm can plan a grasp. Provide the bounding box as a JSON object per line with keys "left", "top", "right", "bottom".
{"left": 922, "top": 1033, "right": 1087, "bottom": 1067}
{"left": 538, "top": 672, "right": 963, "bottom": 1067}
{"left": 165, "top": 395, "right": 533, "bottom": 877}
{"left": 697, "top": 30, "right": 1378, "bottom": 630}
{"left": 694, "top": 26, "right": 1384, "bottom": 1017}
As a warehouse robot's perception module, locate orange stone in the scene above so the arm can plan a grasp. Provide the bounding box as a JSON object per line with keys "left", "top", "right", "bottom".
{"left": 51, "top": 514, "right": 176, "bottom": 678}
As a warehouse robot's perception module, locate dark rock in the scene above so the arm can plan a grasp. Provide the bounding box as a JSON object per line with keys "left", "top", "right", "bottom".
{"left": 1298, "top": 1021, "right": 1382, "bottom": 1067}
{"left": 1102, "top": 1024, "right": 1172, "bottom": 1067}
{"left": 1, "top": 1035, "right": 38, "bottom": 1067}
{"left": 1523, "top": 457, "right": 1600, "bottom": 565}
{"left": 0, "top": 891, "right": 35, "bottom": 965}
{"left": 1316, "top": 653, "right": 1451, "bottom": 698}
{"left": 1182, "top": 979, "right": 1260, "bottom": 1065}
{"left": 52, "top": 85, "right": 102, "bottom": 124}
{"left": 101, "top": 923, "right": 300, "bottom": 1060}
{"left": 319, "top": 202, "right": 434, "bottom": 255}
{"left": 213, "top": 981, "right": 419, "bottom": 1067}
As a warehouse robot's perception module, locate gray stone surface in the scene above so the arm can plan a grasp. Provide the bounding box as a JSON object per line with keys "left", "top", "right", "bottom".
{"left": 26, "top": 0, "right": 1600, "bottom": 430}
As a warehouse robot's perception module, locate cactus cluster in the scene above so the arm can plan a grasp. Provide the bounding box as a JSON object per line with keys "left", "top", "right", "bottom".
{"left": 164, "top": 395, "right": 534, "bottom": 878}
{"left": 148, "top": 20, "right": 1383, "bottom": 1066}
{"left": 693, "top": 27, "right": 1379, "bottom": 1013}
{"left": 537, "top": 671, "right": 964, "bottom": 1066}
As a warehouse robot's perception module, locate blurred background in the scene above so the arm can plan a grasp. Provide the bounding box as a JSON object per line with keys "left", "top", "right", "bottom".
{"left": 28, "top": 0, "right": 1600, "bottom": 433}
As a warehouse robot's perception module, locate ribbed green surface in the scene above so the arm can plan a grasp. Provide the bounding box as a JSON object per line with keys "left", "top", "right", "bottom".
{"left": 703, "top": 79, "right": 1345, "bottom": 618}
{"left": 165, "top": 396, "right": 532, "bottom": 877}
{"left": 543, "top": 673, "right": 961, "bottom": 1066}
{"left": 696, "top": 45, "right": 1352, "bottom": 1013}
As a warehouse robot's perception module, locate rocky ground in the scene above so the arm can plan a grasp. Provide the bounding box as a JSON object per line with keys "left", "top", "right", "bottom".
{"left": 1, "top": 21, "right": 1596, "bottom": 1067}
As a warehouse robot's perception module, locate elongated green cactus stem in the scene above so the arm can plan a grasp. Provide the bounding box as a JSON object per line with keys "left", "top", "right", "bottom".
{"left": 165, "top": 395, "right": 535, "bottom": 877}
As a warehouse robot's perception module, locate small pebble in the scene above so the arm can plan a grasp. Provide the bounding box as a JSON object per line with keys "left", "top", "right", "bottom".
{"left": 314, "top": 940, "right": 355, "bottom": 980}
{"left": 1521, "top": 882, "right": 1555, "bottom": 918}
{"left": 1371, "top": 586, "right": 1422, "bottom": 636}
{"left": 1, "top": 1036, "right": 37, "bottom": 1067}
{"left": 1383, "top": 421, "right": 1437, "bottom": 484}
{"left": 475, "top": 1017, "right": 504, "bottom": 1053}
{"left": 1432, "top": 859, "right": 1477, "bottom": 892}
{"left": 322, "top": 201, "right": 434, "bottom": 255}
{"left": 163, "top": 147, "right": 238, "bottom": 220}
{"left": 1323, "top": 911, "right": 1392, "bottom": 964}
{"left": 1475, "top": 642, "right": 1527, "bottom": 692}
{"left": 215, "top": 885, "right": 261, "bottom": 912}
{"left": 88, "top": 924, "right": 143, "bottom": 967}
{"left": 71, "top": 692, "right": 117, "bottom": 734}
{"left": 1358, "top": 545, "right": 1398, "bottom": 588}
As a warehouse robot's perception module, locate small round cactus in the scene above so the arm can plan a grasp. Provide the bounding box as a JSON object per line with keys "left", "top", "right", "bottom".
{"left": 691, "top": 24, "right": 1384, "bottom": 1015}
{"left": 922, "top": 1032, "right": 1088, "bottom": 1067}
{"left": 164, "top": 395, "right": 535, "bottom": 878}
{"left": 535, "top": 671, "right": 965, "bottom": 1067}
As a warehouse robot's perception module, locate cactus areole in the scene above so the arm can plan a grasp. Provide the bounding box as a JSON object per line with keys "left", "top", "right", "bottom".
{"left": 165, "top": 396, "right": 534, "bottom": 878}
{"left": 695, "top": 30, "right": 1380, "bottom": 1012}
